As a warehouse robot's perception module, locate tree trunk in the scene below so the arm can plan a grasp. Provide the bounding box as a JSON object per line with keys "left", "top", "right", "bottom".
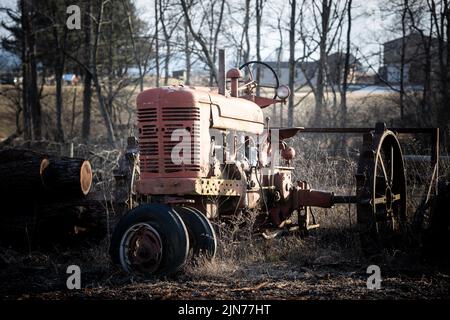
{"left": 91, "top": 0, "right": 116, "bottom": 148}
{"left": 340, "top": 0, "right": 352, "bottom": 126}
{"left": 28, "top": 4, "right": 41, "bottom": 140}
{"left": 314, "top": 0, "right": 331, "bottom": 126}
{"left": 255, "top": 0, "right": 263, "bottom": 96}
{"left": 399, "top": 0, "right": 407, "bottom": 121}
{"left": 288, "top": 0, "right": 296, "bottom": 127}
{"left": 180, "top": 0, "right": 218, "bottom": 85}
{"left": 55, "top": 67, "right": 64, "bottom": 142}
{"left": 122, "top": 0, "right": 144, "bottom": 92}
{"left": 20, "top": 0, "right": 31, "bottom": 141}
{"left": 107, "top": 0, "right": 114, "bottom": 117}
{"left": 155, "top": 0, "right": 160, "bottom": 87}
{"left": 160, "top": 0, "right": 171, "bottom": 86}
{"left": 82, "top": 0, "right": 92, "bottom": 144}
{"left": 184, "top": 15, "right": 191, "bottom": 85}
{"left": 243, "top": 0, "right": 251, "bottom": 64}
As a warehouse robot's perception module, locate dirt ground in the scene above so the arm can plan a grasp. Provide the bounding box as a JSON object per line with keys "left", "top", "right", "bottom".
{"left": 1, "top": 228, "right": 449, "bottom": 300}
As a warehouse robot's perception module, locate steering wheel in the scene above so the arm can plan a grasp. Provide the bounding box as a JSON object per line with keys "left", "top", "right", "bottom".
{"left": 239, "top": 61, "right": 280, "bottom": 99}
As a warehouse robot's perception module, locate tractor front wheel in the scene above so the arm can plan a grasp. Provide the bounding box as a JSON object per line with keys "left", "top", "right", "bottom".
{"left": 110, "top": 204, "right": 189, "bottom": 277}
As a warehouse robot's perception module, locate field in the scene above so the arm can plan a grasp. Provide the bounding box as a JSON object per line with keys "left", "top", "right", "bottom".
{"left": 0, "top": 83, "right": 449, "bottom": 300}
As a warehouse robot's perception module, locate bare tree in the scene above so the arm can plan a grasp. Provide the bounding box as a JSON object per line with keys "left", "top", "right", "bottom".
{"left": 82, "top": 0, "right": 93, "bottom": 143}
{"left": 313, "top": 0, "right": 332, "bottom": 125}
{"left": 184, "top": 10, "right": 192, "bottom": 85}
{"left": 255, "top": 0, "right": 265, "bottom": 95}
{"left": 399, "top": 0, "right": 408, "bottom": 120}
{"left": 20, "top": 0, "right": 31, "bottom": 140}
{"left": 155, "top": 0, "right": 160, "bottom": 87}
{"left": 242, "top": 0, "right": 251, "bottom": 65}
{"left": 160, "top": 0, "right": 183, "bottom": 86}
{"left": 288, "top": 0, "right": 296, "bottom": 127}
{"left": 48, "top": 1, "right": 68, "bottom": 142}
{"left": 90, "top": 0, "right": 116, "bottom": 147}
{"left": 180, "top": 0, "right": 221, "bottom": 85}
{"left": 340, "top": 0, "right": 352, "bottom": 126}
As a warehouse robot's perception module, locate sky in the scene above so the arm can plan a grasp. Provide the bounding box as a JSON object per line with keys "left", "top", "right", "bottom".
{"left": 133, "top": 0, "right": 396, "bottom": 71}
{"left": 0, "top": 0, "right": 398, "bottom": 72}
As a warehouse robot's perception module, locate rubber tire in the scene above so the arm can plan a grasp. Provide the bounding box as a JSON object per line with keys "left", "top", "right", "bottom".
{"left": 110, "top": 203, "right": 189, "bottom": 277}
{"left": 175, "top": 206, "right": 217, "bottom": 259}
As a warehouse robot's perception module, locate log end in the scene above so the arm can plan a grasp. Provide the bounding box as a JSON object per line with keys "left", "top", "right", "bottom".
{"left": 40, "top": 158, "right": 50, "bottom": 176}
{"left": 80, "top": 161, "right": 93, "bottom": 196}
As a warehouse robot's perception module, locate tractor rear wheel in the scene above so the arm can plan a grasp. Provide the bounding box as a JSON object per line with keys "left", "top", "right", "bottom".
{"left": 356, "top": 123, "right": 408, "bottom": 254}
{"left": 110, "top": 204, "right": 189, "bottom": 277}
{"left": 174, "top": 206, "right": 217, "bottom": 259}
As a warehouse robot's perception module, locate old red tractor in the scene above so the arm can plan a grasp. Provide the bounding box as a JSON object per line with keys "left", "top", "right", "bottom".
{"left": 110, "top": 51, "right": 442, "bottom": 276}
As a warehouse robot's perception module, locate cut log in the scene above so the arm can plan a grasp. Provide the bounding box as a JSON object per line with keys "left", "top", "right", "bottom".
{"left": 0, "top": 149, "right": 92, "bottom": 198}
{"left": 0, "top": 149, "right": 48, "bottom": 194}
{"left": 41, "top": 157, "right": 93, "bottom": 196}
{"left": 0, "top": 149, "right": 98, "bottom": 247}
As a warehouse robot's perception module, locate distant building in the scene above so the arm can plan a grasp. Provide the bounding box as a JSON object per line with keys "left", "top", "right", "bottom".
{"left": 0, "top": 72, "right": 15, "bottom": 85}
{"left": 172, "top": 70, "right": 186, "bottom": 81}
{"left": 0, "top": 50, "right": 19, "bottom": 85}
{"left": 379, "top": 33, "right": 442, "bottom": 84}
{"left": 258, "top": 53, "right": 364, "bottom": 87}
{"left": 326, "top": 52, "right": 364, "bottom": 85}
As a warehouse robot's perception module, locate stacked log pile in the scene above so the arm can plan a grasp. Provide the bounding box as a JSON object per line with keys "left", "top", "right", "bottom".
{"left": 0, "top": 149, "right": 107, "bottom": 247}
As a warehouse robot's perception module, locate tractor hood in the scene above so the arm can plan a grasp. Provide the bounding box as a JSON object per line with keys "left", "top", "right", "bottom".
{"left": 136, "top": 86, "right": 265, "bottom": 134}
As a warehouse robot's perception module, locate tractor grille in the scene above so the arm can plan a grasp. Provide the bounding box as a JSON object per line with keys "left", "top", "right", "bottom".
{"left": 138, "top": 106, "right": 201, "bottom": 174}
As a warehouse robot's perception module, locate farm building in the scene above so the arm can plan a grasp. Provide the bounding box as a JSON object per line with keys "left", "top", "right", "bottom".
{"left": 258, "top": 52, "right": 364, "bottom": 87}
{"left": 379, "top": 33, "right": 443, "bottom": 85}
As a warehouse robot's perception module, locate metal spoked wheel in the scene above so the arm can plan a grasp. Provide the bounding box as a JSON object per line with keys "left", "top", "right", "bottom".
{"left": 110, "top": 204, "right": 190, "bottom": 277}
{"left": 356, "top": 123, "right": 407, "bottom": 252}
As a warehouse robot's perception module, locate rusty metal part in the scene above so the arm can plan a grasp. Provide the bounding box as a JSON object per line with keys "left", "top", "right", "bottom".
{"left": 281, "top": 146, "right": 296, "bottom": 161}
{"left": 120, "top": 223, "right": 163, "bottom": 275}
{"left": 356, "top": 122, "right": 407, "bottom": 247}
{"left": 332, "top": 195, "right": 357, "bottom": 204}
{"left": 273, "top": 171, "right": 293, "bottom": 201}
{"left": 226, "top": 68, "right": 242, "bottom": 97}
{"left": 194, "top": 178, "right": 244, "bottom": 196}
{"left": 294, "top": 188, "right": 334, "bottom": 208}
{"left": 138, "top": 177, "right": 244, "bottom": 196}
{"left": 273, "top": 127, "right": 304, "bottom": 139}
{"left": 239, "top": 95, "right": 285, "bottom": 108}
